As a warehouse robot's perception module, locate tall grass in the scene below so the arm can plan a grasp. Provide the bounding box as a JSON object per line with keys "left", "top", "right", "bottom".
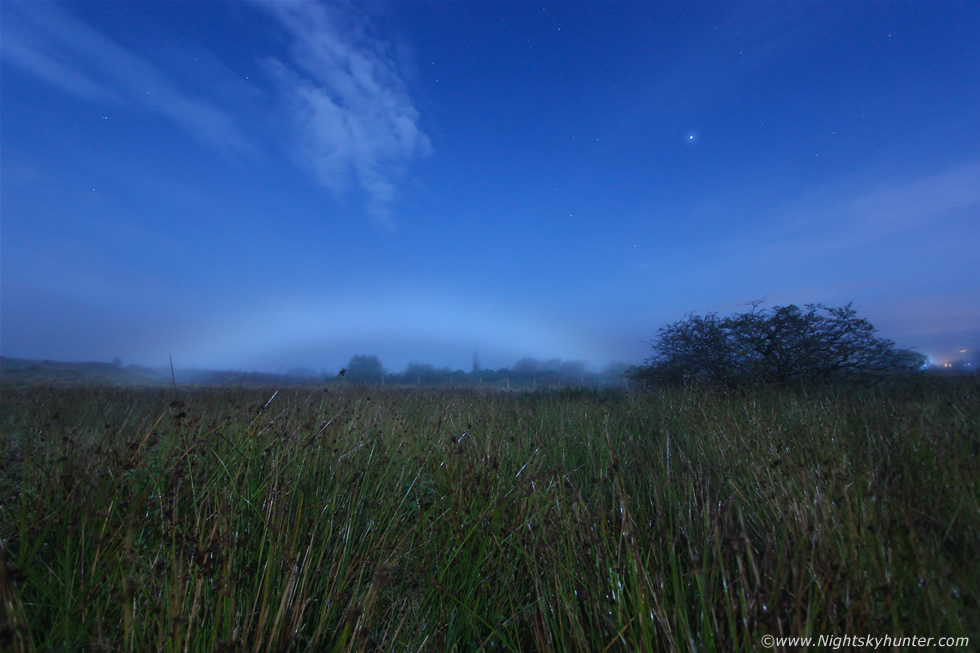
{"left": 0, "top": 379, "right": 976, "bottom": 651}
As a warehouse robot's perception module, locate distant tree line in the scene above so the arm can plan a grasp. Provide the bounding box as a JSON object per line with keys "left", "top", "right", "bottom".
{"left": 335, "top": 354, "right": 631, "bottom": 390}
{"left": 629, "top": 302, "right": 925, "bottom": 389}
{"left": 283, "top": 302, "right": 932, "bottom": 391}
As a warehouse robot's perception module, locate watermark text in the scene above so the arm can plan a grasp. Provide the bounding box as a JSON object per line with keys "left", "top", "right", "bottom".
{"left": 760, "top": 634, "right": 970, "bottom": 649}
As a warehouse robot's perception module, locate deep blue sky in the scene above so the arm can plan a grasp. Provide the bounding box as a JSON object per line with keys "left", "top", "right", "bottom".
{"left": 3, "top": 1, "right": 978, "bottom": 373}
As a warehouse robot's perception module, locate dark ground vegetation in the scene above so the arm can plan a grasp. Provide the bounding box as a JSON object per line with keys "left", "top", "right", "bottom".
{"left": 0, "top": 378, "right": 976, "bottom": 651}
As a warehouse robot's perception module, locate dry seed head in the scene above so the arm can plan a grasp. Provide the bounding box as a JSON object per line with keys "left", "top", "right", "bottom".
{"left": 344, "top": 605, "right": 363, "bottom": 622}
{"left": 372, "top": 565, "right": 393, "bottom": 587}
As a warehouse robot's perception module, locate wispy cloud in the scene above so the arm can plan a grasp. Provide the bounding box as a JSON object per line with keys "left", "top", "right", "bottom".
{"left": 757, "top": 158, "right": 980, "bottom": 263}
{"left": 2, "top": 2, "right": 254, "bottom": 158}
{"left": 258, "top": 1, "right": 432, "bottom": 229}
{"left": 845, "top": 161, "right": 980, "bottom": 236}
{"left": 628, "top": 156, "right": 980, "bottom": 326}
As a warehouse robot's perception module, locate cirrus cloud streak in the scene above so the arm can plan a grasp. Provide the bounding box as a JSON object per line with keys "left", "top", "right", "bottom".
{"left": 258, "top": 1, "right": 432, "bottom": 229}
{"left": 2, "top": 2, "right": 255, "bottom": 159}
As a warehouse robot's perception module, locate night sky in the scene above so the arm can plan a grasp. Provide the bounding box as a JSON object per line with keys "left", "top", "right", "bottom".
{"left": 3, "top": 1, "right": 978, "bottom": 373}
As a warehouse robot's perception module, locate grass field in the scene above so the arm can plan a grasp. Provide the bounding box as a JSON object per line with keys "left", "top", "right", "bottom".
{"left": 0, "top": 378, "right": 976, "bottom": 651}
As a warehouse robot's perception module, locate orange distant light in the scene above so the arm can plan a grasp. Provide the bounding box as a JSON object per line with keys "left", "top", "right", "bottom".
{"left": 961, "top": 349, "right": 968, "bottom": 353}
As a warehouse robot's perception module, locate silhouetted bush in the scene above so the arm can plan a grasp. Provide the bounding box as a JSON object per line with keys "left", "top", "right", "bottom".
{"left": 631, "top": 302, "right": 924, "bottom": 388}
